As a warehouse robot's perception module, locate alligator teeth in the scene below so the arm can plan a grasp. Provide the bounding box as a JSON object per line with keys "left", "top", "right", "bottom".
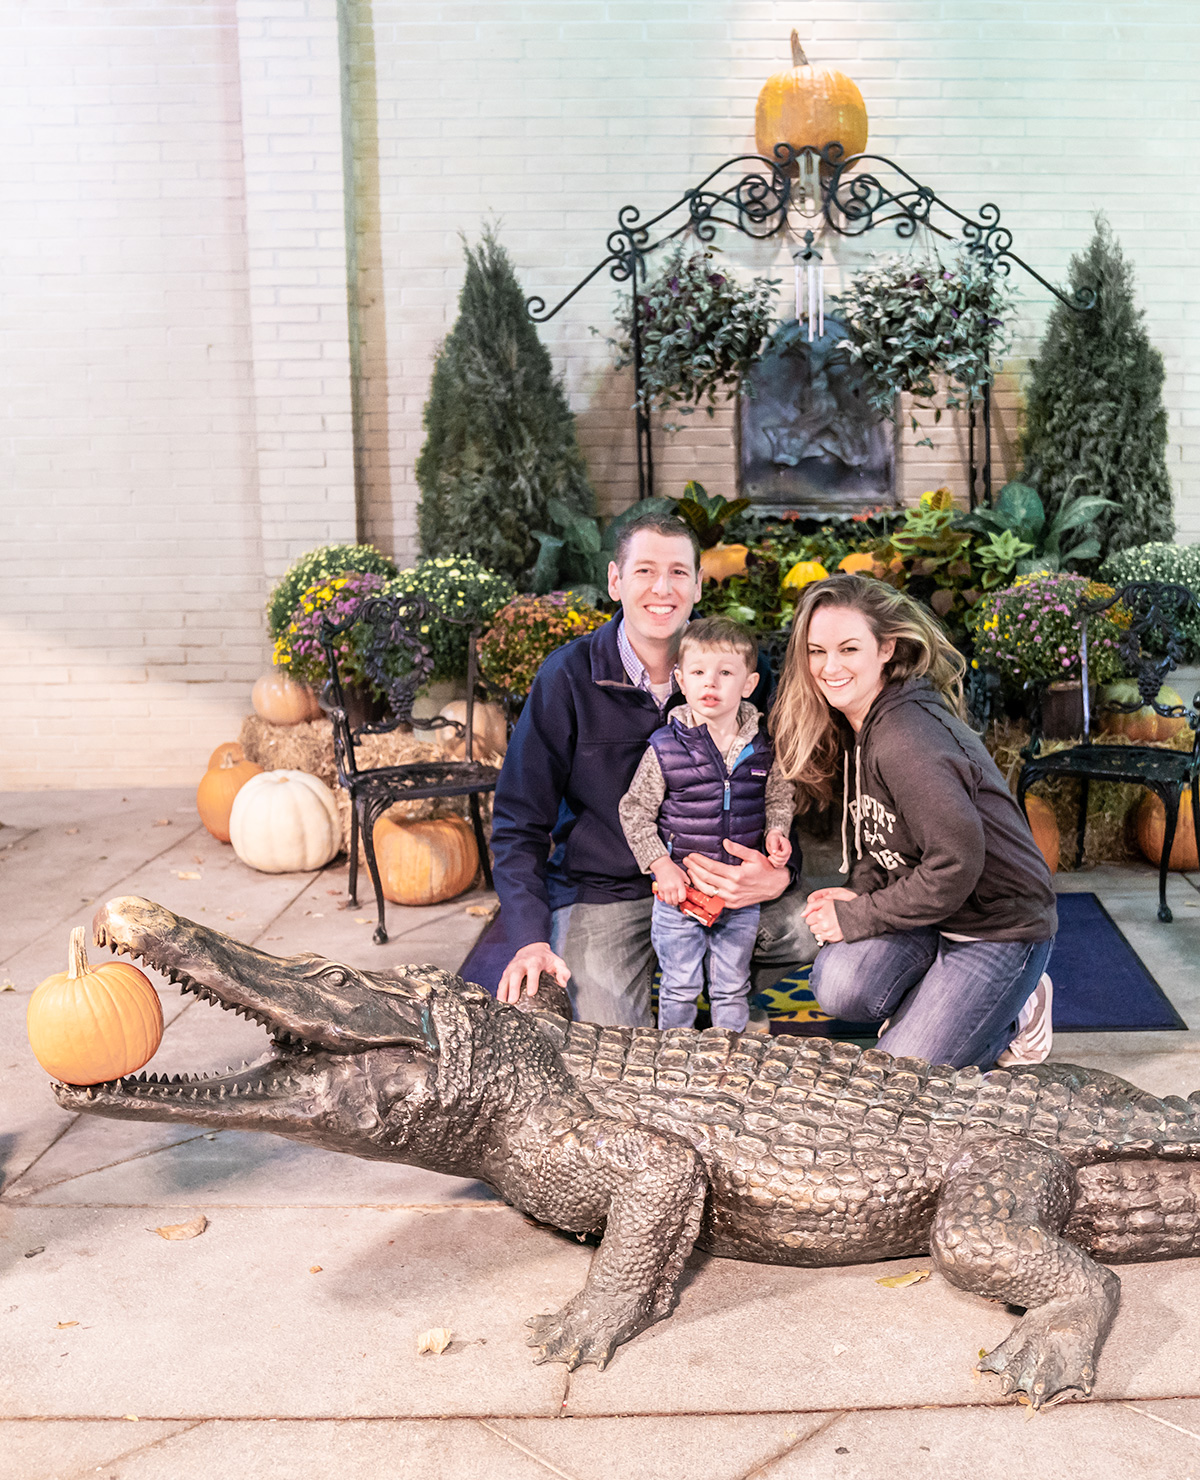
{"left": 217, "top": 1085, "right": 226, "bottom": 1098}
{"left": 229, "top": 1084, "right": 239, "bottom": 1098}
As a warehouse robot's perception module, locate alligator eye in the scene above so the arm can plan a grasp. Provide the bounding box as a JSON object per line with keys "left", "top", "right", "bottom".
{"left": 321, "top": 968, "right": 347, "bottom": 987}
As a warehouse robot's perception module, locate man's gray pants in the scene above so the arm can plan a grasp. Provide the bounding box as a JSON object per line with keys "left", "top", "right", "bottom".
{"left": 549, "top": 890, "right": 818, "bottom": 1028}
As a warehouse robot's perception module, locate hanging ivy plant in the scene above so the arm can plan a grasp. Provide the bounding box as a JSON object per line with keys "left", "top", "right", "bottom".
{"left": 836, "top": 249, "right": 1015, "bottom": 443}
{"left": 606, "top": 245, "right": 777, "bottom": 422}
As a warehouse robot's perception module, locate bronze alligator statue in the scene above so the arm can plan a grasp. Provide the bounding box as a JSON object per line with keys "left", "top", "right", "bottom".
{"left": 54, "top": 896, "right": 1200, "bottom": 1408}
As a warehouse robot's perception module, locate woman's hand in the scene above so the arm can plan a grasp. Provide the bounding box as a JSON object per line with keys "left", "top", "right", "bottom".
{"left": 682, "top": 841, "right": 791, "bottom": 910}
{"left": 801, "top": 887, "right": 858, "bottom": 946}
{"left": 497, "top": 943, "right": 571, "bottom": 1004}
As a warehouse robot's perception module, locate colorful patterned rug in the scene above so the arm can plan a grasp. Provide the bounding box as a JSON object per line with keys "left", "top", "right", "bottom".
{"left": 460, "top": 892, "right": 1184, "bottom": 1036}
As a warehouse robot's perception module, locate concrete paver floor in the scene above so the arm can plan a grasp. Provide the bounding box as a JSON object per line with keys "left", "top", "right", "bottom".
{"left": 3, "top": 788, "right": 1200, "bottom": 1479}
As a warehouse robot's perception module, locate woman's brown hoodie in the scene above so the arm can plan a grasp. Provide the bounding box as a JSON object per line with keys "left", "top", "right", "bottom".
{"left": 832, "top": 678, "right": 1057, "bottom": 944}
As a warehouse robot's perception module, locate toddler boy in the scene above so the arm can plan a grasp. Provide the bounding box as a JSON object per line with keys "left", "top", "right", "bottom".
{"left": 618, "top": 616, "right": 795, "bottom": 1032}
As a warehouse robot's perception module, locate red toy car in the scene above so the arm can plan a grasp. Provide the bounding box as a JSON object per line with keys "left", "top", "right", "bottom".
{"left": 653, "top": 882, "right": 725, "bottom": 927}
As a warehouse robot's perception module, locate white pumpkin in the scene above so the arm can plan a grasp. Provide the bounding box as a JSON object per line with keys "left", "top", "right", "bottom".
{"left": 229, "top": 770, "right": 341, "bottom": 873}
{"left": 435, "top": 700, "right": 508, "bottom": 760}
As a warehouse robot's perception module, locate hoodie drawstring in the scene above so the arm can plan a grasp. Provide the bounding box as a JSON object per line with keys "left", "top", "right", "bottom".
{"left": 839, "top": 750, "right": 851, "bottom": 875}
{"left": 838, "top": 746, "right": 864, "bottom": 877}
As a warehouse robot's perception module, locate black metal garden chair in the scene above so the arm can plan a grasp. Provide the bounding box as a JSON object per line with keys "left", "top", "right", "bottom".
{"left": 1016, "top": 580, "right": 1200, "bottom": 922}
{"left": 317, "top": 593, "right": 498, "bottom": 944}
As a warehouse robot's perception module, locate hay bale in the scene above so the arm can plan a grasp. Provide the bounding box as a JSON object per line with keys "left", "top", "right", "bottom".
{"left": 986, "top": 719, "right": 1194, "bottom": 870}
{"left": 237, "top": 713, "right": 501, "bottom": 859}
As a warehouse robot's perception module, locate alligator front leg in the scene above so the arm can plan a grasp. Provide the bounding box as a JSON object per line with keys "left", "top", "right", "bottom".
{"left": 520, "top": 1118, "right": 708, "bottom": 1371}
{"left": 931, "top": 1134, "right": 1120, "bottom": 1410}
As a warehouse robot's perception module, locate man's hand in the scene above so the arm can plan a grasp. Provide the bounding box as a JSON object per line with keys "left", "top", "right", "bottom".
{"left": 764, "top": 828, "right": 792, "bottom": 868}
{"left": 650, "top": 855, "right": 691, "bottom": 906}
{"left": 682, "top": 840, "right": 791, "bottom": 911}
{"left": 801, "top": 887, "right": 858, "bottom": 946}
{"left": 496, "top": 942, "right": 570, "bottom": 1004}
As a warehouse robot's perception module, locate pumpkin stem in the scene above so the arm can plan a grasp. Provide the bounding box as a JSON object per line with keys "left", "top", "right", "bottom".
{"left": 220, "top": 751, "right": 237, "bottom": 769}
{"left": 790, "top": 29, "right": 809, "bottom": 67}
{"left": 67, "top": 926, "right": 90, "bottom": 979}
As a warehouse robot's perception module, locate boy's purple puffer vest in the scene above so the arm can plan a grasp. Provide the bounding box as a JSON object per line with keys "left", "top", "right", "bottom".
{"left": 649, "top": 715, "right": 773, "bottom": 866}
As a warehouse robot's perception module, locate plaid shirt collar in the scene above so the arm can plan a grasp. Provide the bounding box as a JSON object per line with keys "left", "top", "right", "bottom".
{"left": 616, "top": 617, "right": 680, "bottom": 710}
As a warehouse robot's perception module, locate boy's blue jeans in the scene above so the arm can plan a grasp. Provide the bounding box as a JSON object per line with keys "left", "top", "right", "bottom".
{"left": 811, "top": 927, "right": 1055, "bottom": 1070}
{"left": 651, "top": 898, "right": 761, "bottom": 1032}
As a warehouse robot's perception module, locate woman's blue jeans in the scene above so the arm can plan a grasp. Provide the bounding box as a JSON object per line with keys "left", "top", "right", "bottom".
{"left": 811, "top": 928, "right": 1055, "bottom": 1070}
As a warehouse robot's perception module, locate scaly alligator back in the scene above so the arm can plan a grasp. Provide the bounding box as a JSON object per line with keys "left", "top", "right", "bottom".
{"left": 553, "top": 1023, "right": 1200, "bottom": 1266}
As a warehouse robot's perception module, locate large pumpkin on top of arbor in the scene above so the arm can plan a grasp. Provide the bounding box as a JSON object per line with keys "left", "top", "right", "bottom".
{"left": 755, "top": 32, "right": 868, "bottom": 164}
{"left": 28, "top": 927, "right": 163, "bottom": 1085}
{"left": 372, "top": 816, "right": 480, "bottom": 907}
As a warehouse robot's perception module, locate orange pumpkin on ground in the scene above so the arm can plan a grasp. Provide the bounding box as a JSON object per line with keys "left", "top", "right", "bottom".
{"left": 755, "top": 31, "right": 868, "bottom": 164}
{"left": 252, "top": 671, "right": 323, "bottom": 726}
{"left": 197, "top": 752, "right": 264, "bottom": 843}
{"left": 372, "top": 816, "right": 480, "bottom": 907}
{"left": 699, "top": 544, "right": 749, "bottom": 584}
{"left": 28, "top": 926, "right": 163, "bottom": 1085}
{"left": 837, "top": 552, "right": 878, "bottom": 575}
{"left": 1024, "top": 795, "right": 1060, "bottom": 875}
{"left": 207, "top": 740, "right": 245, "bottom": 770}
{"left": 1136, "top": 789, "right": 1199, "bottom": 872}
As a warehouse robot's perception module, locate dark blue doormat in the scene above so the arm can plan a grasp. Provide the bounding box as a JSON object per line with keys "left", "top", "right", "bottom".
{"left": 458, "top": 892, "right": 1185, "bottom": 1037}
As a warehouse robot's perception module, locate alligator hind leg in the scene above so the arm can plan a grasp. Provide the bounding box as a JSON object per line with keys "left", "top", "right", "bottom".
{"left": 522, "top": 1119, "right": 708, "bottom": 1371}
{"left": 931, "top": 1134, "right": 1120, "bottom": 1409}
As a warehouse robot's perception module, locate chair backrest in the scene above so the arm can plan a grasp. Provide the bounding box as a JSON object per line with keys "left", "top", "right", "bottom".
{"left": 1078, "top": 579, "right": 1200, "bottom": 740}
{"left": 316, "top": 594, "right": 483, "bottom": 784}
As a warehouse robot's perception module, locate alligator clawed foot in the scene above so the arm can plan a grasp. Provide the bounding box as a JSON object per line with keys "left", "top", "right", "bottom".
{"left": 977, "top": 1297, "right": 1103, "bottom": 1410}
{"left": 524, "top": 1297, "right": 642, "bottom": 1371}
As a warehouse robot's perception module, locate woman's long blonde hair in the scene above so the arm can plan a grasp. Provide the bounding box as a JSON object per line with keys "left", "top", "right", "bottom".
{"left": 769, "top": 573, "right": 967, "bottom": 803}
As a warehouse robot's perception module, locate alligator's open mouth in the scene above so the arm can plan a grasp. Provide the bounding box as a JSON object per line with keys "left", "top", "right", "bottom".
{"left": 53, "top": 896, "right": 435, "bottom": 1118}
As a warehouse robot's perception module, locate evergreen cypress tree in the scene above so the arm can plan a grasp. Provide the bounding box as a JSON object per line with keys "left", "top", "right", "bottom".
{"left": 416, "top": 228, "right": 597, "bottom": 583}
{"left": 1021, "top": 215, "right": 1173, "bottom": 555}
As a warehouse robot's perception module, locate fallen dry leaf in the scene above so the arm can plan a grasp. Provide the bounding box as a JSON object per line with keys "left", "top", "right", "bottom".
{"left": 175, "top": 871, "right": 201, "bottom": 881}
{"left": 226, "top": 910, "right": 246, "bottom": 921}
{"left": 309, "top": 1265, "right": 323, "bottom": 1273}
{"left": 56, "top": 1321, "right": 78, "bottom": 1329}
{"left": 124, "top": 1414, "right": 139, "bottom": 1422}
{"left": 466, "top": 903, "right": 499, "bottom": 920}
{"left": 153, "top": 818, "right": 171, "bottom": 827}
{"left": 875, "top": 1269, "right": 930, "bottom": 1289}
{"left": 0, "top": 981, "right": 14, "bottom": 992}
{"left": 416, "top": 1327, "right": 452, "bottom": 1355}
{"left": 154, "top": 1214, "right": 208, "bottom": 1241}
{"left": 354, "top": 917, "right": 373, "bottom": 925}
{"left": 65, "top": 827, "right": 79, "bottom": 835}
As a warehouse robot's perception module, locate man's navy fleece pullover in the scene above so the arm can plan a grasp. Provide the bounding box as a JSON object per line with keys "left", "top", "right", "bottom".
{"left": 490, "top": 615, "right": 774, "bottom": 952}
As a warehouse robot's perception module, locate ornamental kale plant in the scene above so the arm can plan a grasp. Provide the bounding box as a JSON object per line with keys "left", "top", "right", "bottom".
{"left": 969, "top": 572, "right": 1130, "bottom": 695}
{"left": 266, "top": 543, "right": 397, "bottom": 642}
{"left": 477, "top": 593, "right": 609, "bottom": 697}
{"left": 386, "top": 556, "right": 515, "bottom": 682}
{"left": 272, "top": 570, "right": 389, "bottom": 693}
{"left": 607, "top": 246, "right": 777, "bottom": 421}
{"left": 837, "top": 250, "right": 1015, "bottom": 444}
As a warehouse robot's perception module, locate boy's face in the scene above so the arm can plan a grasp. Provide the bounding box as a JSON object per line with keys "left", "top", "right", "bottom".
{"left": 675, "top": 644, "right": 758, "bottom": 726}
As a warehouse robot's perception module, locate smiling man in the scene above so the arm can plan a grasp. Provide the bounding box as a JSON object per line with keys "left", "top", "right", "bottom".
{"left": 490, "top": 511, "right": 817, "bottom": 1027}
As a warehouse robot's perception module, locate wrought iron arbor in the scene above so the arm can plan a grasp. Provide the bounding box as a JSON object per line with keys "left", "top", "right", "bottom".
{"left": 525, "top": 142, "right": 1094, "bottom": 510}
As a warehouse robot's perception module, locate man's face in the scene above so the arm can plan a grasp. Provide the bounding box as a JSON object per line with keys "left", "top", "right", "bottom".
{"left": 608, "top": 530, "right": 701, "bottom": 648}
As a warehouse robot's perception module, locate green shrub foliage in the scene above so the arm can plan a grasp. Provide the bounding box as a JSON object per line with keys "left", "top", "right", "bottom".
{"left": 416, "top": 228, "right": 596, "bottom": 584}
{"left": 1021, "top": 216, "right": 1173, "bottom": 558}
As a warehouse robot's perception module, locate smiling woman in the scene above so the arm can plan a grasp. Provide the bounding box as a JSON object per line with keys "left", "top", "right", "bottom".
{"left": 770, "top": 573, "right": 1058, "bottom": 1071}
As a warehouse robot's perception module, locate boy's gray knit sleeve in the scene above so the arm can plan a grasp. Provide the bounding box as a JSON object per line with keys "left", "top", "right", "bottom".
{"left": 764, "top": 759, "right": 796, "bottom": 836}
{"left": 618, "top": 747, "right": 670, "bottom": 873}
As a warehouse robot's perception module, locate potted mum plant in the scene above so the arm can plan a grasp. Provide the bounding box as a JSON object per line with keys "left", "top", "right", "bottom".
{"left": 969, "top": 572, "right": 1130, "bottom": 738}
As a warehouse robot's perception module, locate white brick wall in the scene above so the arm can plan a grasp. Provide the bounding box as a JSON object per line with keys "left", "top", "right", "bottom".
{"left": 4, "top": 0, "right": 1199, "bottom": 787}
